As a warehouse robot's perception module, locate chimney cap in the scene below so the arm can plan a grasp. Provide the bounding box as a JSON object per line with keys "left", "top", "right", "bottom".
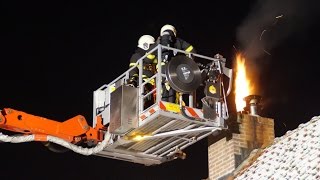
{"left": 244, "top": 95, "right": 262, "bottom": 104}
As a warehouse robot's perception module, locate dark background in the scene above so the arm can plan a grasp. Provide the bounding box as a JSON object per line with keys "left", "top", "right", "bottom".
{"left": 1, "top": 0, "right": 320, "bottom": 179}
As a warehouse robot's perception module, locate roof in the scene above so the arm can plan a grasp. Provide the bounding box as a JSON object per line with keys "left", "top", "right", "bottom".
{"left": 234, "top": 116, "right": 320, "bottom": 179}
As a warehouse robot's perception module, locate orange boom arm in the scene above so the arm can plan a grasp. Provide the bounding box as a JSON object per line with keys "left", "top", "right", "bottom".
{"left": 0, "top": 108, "right": 104, "bottom": 145}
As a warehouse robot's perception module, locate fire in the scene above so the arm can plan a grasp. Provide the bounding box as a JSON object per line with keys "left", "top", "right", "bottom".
{"left": 235, "top": 54, "right": 252, "bottom": 112}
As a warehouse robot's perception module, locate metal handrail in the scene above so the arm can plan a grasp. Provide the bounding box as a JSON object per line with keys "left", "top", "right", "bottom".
{"left": 95, "top": 44, "right": 232, "bottom": 116}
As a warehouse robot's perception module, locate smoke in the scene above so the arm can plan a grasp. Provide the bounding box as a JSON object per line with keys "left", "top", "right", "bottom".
{"left": 237, "top": 0, "right": 319, "bottom": 61}
{"left": 235, "top": 0, "right": 319, "bottom": 94}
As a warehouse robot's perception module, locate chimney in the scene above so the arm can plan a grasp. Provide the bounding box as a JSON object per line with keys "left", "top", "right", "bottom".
{"left": 207, "top": 95, "right": 274, "bottom": 180}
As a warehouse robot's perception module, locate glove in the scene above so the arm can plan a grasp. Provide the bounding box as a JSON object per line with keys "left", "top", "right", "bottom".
{"left": 162, "top": 51, "right": 172, "bottom": 63}
{"left": 162, "top": 54, "right": 169, "bottom": 63}
{"left": 127, "top": 77, "right": 137, "bottom": 87}
{"left": 164, "top": 81, "right": 171, "bottom": 91}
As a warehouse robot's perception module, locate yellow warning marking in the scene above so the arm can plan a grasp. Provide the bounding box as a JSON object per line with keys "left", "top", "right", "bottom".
{"left": 110, "top": 84, "right": 116, "bottom": 93}
{"left": 209, "top": 85, "right": 216, "bottom": 94}
{"left": 164, "top": 102, "right": 181, "bottom": 113}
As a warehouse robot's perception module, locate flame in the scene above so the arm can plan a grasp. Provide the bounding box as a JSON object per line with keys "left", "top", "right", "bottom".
{"left": 235, "top": 54, "right": 252, "bottom": 112}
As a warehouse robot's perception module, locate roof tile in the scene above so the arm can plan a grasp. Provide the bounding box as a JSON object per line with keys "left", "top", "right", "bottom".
{"left": 234, "top": 116, "right": 320, "bottom": 179}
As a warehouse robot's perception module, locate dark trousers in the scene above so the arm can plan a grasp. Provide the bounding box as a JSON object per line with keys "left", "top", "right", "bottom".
{"left": 161, "top": 84, "right": 176, "bottom": 103}
{"left": 144, "top": 83, "right": 155, "bottom": 109}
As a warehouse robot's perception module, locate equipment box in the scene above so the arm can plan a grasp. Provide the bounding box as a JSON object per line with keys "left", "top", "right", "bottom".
{"left": 109, "top": 85, "right": 138, "bottom": 134}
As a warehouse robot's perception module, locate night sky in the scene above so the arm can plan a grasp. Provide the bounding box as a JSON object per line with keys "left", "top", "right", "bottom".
{"left": 1, "top": 0, "right": 320, "bottom": 179}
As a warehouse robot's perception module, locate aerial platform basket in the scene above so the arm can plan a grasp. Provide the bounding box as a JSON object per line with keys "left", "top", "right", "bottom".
{"left": 92, "top": 45, "right": 232, "bottom": 165}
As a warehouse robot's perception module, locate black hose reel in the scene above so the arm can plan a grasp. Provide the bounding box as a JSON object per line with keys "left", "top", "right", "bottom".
{"left": 165, "top": 55, "right": 202, "bottom": 94}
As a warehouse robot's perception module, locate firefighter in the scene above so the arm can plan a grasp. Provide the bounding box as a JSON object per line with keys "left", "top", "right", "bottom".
{"left": 128, "top": 34, "right": 157, "bottom": 108}
{"left": 158, "top": 24, "right": 196, "bottom": 61}
{"left": 157, "top": 24, "right": 197, "bottom": 103}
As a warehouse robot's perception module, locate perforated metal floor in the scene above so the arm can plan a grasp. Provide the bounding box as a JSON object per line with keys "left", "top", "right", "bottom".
{"left": 95, "top": 107, "right": 222, "bottom": 166}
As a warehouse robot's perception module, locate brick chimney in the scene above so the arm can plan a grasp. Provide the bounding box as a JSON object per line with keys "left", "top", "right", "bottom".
{"left": 207, "top": 95, "right": 275, "bottom": 180}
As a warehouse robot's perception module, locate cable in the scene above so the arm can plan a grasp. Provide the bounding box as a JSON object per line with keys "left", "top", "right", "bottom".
{"left": 178, "top": 92, "right": 196, "bottom": 121}
{"left": 0, "top": 131, "right": 112, "bottom": 156}
{"left": 46, "top": 132, "right": 112, "bottom": 155}
{"left": 0, "top": 133, "right": 34, "bottom": 143}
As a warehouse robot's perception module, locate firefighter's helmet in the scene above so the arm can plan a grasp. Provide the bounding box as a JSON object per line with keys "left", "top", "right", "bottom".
{"left": 160, "top": 24, "right": 177, "bottom": 37}
{"left": 138, "top": 35, "right": 155, "bottom": 50}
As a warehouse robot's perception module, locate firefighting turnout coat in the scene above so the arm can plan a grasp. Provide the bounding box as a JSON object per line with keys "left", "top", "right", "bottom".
{"left": 171, "top": 37, "right": 196, "bottom": 54}
{"left": 129, "top": 44, "right": 157, "bottom": 85}
{"left": 128, "top": 37, "right": 195, "bottom": 87}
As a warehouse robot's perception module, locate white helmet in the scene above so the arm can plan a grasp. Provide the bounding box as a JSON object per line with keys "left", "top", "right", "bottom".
{"left": 138, "top": 35, "right": 155, "bottom": 50}
{"left": 160, "top": 24, "right": 177, "bottom": 37}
